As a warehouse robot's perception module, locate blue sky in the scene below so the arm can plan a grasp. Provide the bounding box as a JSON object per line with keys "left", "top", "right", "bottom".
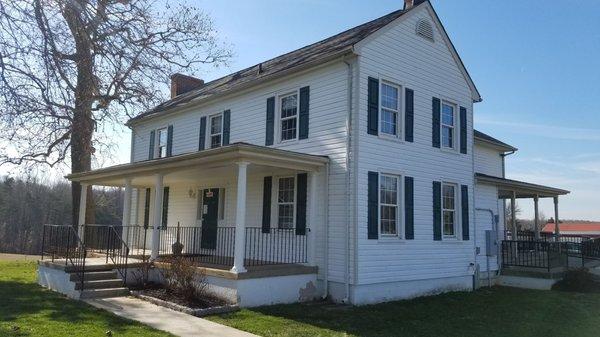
{"left": 8, "top": 1, "right": 599, "bottom": 220}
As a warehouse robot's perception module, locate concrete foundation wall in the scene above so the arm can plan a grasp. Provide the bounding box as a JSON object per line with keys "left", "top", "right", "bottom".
{"left": 37, "top": 264, "right": 80, "bottom": 299}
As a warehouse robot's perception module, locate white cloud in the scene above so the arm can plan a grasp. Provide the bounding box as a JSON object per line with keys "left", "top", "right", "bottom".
{"left": 477, "top": 117, "right": 600, "bottom": 141}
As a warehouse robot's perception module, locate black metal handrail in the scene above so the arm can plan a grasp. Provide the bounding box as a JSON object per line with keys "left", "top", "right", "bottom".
{"left": 501, "top": 240, "right": 565, "bottom": 271}
{"left": 244, "top": 227, "right": 309, "bottom": 266}
{"left": 41, "top": 224, "right": 87, "bottom": 291}
{"left": 157, "top": 225, "right": 236, "bottom": 266}
{"left": 107, "top": 226, "right": 130, "bottom": 285}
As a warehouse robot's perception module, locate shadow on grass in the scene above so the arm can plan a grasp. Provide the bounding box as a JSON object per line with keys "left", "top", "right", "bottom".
{"left": 214, "top": 287, "right": 600, "bottom": 337}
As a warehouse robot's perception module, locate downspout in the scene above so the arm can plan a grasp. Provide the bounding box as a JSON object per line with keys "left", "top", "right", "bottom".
{"left": 471, "top": 131, "right": 477, "bottom": 290}
{"left": 341, "top": 56, "right": 354, "bottom": 303}
{"left": 498, "top": 150, "right": 515, "bottom": 274}
{"left": 322, "top": 162, "right": 330, "bottom": 299}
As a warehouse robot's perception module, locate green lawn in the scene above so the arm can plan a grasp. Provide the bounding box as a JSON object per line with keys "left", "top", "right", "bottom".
{"left": 208, "top": 285, "right": 600, "bottom": 337}
{"left": 0, "top": 260, "right": 172, "bottom": 337}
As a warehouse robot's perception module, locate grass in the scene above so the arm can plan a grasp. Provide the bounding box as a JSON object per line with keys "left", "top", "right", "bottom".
{"left": 208, "top": 286, "right": 600, "bottom": 337}
{"left": 0, "top": 259, "right": 173, "bottom": 337}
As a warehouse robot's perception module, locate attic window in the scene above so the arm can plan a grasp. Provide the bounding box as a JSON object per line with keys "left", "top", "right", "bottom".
{"left": 416, "top": 19, "right": 434, "bottom": 41}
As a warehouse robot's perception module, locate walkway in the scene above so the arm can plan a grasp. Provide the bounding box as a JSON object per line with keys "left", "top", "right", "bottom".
{"left": 86, "top": 296, "right": 259, "bottom": 337}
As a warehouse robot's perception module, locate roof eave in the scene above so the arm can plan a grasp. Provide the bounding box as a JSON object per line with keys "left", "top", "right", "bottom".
{"left": 474, "top": 136, "right": 518, "bottom": 153}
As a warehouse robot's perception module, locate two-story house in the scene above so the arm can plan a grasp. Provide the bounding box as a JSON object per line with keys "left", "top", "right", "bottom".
{"left": 43, "top": 0, "right": 569, "bottom": 306}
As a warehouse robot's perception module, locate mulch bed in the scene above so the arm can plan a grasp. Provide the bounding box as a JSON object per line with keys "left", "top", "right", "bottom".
{"left": 140, "top": 288, "right": 227, "bottom": 309}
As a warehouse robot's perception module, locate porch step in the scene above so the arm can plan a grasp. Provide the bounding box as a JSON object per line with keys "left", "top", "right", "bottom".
{"left": 80, "top": 287, "right": 130, "bottom": 299}
{"left": 65, "top": 264, "right": 114, "bottom": 273}
{"left": 70, "top": 270, "right": 118, "bottom": 282}
{"left": 75, "top": 279, "right": 124, "bottom": 290}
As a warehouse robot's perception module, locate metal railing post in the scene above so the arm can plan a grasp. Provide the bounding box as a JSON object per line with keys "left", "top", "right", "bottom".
{"left": 41, "top": 225, "right": 46, "bottom": 260}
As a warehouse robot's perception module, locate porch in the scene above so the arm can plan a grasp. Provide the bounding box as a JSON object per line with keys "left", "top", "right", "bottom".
{"left": 66, "top": 143, "right": 328, "bottom": 273}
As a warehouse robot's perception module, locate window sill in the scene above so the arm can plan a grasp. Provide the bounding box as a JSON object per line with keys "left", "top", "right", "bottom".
{"left": 439, "top": 147, "right": 460, "bottom": 155}
{"left": 377, "top": 235, "right": 406, "bottom": 243}
{"left": 378, "top": 134, "right": 405, "bottom": 144}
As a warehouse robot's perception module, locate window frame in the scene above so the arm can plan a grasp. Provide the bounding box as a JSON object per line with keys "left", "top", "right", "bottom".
{"left": 379, "top": 81, "right": 403, "bottom": 139}
{"left": 440, "top": 100, "right": 457, "bottom": 150}
{"left": 208, "top": 113, "right": 224, "bottom": 149}
{"left": 156, "top": 127, "right": 168, "bottom": 158}
{"left": 273, "top": 175, "right": 297, "bottom": 229}
{"left": 441, "top": 182, "right": 458, "bottom": 239}
{"left": 277, "top": 90, "right": 300, "bottom": 143}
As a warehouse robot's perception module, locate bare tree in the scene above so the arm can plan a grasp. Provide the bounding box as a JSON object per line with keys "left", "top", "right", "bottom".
{"left": 0, "top": 0, "right": 231, "bottom": 225}
{"left": 505, "top": 200, "right": 522, "bottom": 230}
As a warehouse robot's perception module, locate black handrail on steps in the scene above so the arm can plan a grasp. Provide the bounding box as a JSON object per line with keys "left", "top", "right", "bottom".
{"left": 41, "top": 224, "right": 87, "bottom": 292}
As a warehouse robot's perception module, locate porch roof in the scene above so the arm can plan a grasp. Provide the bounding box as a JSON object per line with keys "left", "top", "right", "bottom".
{"left": 66, "top": 142, "right": 329, "bottom": 185}
{"left": 475, "top": 173, "right": 570, "bottom": 199}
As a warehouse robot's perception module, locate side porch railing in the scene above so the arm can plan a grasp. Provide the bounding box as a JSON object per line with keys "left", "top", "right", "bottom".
{"left": 41, "top": 225, "right": 87, "bottom": 291}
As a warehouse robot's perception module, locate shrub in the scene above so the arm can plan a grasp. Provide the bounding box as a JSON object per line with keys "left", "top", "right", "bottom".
{"left": 552, "top": 268, "right": 600, "bottom": 293}
{"left": 160, "top": 257, "right": 206, "bottom": 300}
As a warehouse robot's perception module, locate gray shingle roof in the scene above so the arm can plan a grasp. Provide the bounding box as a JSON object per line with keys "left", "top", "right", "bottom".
{"left": 127, "top": 8, "right": 411, "bottom": 125}
{"left": 474, "top": 129, "right": 517, "bottom": 152}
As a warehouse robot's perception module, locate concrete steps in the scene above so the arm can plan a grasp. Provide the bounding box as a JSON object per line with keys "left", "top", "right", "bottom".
{"left": 69, "top": 267, "right": 129, "bottom": 299}
{"left": 80, "top": 287, "right": 130, "bottom": 299}
{"left": 75, "top": 278, "right": 125, "bottom": 290}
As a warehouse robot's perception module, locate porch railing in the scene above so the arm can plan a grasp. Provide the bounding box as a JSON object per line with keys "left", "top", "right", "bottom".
{"left": 507, "top": 230, "right": 593, "bottom": 243}
{"left": 501, "top": 240, "right": 565, "bottom": 271}
{"left": 41, "top": 224, "right": 86, "bottom": 291}
{"left": 157, "top": 225, "right": 236, "bottom": 266}
{"left": 245, "top": 227, "right": 308, "bottom": 266}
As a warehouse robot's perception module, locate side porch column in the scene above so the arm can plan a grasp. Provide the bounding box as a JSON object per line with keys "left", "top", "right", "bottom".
{"left": 151, "top": 174, "right": 164, "bottom": 260}
{"left": 231, "top": 161, "right": 249, "bottom": 273}
{"left": 534, "top": 195, "right": 540, "bottom": 240}
{"left": 77, "top": 183, "right": 89, "bottom": 240}
{"left": 554, "top": 196, "right": 560, "bottom": 238}
{"left": 122, "top": 178, "right": 133, "bottom": 248}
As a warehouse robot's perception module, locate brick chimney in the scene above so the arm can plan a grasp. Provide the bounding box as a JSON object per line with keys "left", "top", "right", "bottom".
{"left": 170, "top": 73, "right": 204, "bottom": 98}
{"left": 404, "top": 0, "right": 426, "bottom": 10}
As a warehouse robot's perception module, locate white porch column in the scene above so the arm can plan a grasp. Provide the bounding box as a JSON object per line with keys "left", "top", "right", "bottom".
{"left": 511, "top": 191, "right": 517, "bottom": 239}
{"left": 77, "top": 183, "right": 89, "bottom": 240}
{"left": 231, "top": 161, "right": 249, "bottom": 273}
{"left": 554, "top": 196, "right": 560, "bottom": 238}
{"left": 150, "top": 173, "right": 164, "bottom": 260}
{"left": 533, "top": 195, "right": 540, "bottom": 240}
{"left": 308, "top": 171, "right": 318, "bottom": 265}
{"left": 122, "top": 178, "right": 133, "bottom": 248}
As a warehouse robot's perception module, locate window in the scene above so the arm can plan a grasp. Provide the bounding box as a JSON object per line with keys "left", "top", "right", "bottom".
{"left": 441, "top": 102, "right": 455, "bottom": 149}
{"left": 380, "top": 82, "right": 401, "bottom": 137}
{"left": 280, "top": 93, "right": 298, "bottom": 141}
{"left": 157, "top": 128, "right": 168, "bottom": 158}
{"left": 277, "top": 177, "right": 295, "bottom": 229}
{"left": 442, "top": 183, "right": 457, "bottom": 237}
{"left": 379, "top": 174, "right": 400, "bottom": 236}
{"left": 209, "top": 114, "right": 223, "bottom": 148}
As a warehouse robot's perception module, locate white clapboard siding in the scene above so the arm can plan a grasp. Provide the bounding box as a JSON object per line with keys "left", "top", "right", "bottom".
{"left": 474, "top": 183, "right": 504, "bottom": 272}
{"left": 354, "top": 6, "right": 476, "bottom": 285}
{"left": 130, "top": 62, "right": 349, "bottom": 282}
{"left": 474, "top": 143, "right": 504, "bottom": 177}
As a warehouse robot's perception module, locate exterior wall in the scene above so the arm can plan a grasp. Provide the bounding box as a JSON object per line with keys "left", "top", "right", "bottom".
{"left": 474, "top": 143, "right": 504, "bottom": 177}
{"left": 473, "top": 183, "right": 504, "bottom": 275}
{"left": 354, "top": 5, "right": 476, "bottom": 291}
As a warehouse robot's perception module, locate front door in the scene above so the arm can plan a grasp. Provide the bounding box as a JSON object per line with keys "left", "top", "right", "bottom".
{"left": 200, "top": 188, "right": 219, "bottom": 249}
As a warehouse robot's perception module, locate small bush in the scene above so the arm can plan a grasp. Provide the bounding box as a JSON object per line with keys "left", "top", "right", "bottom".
{"left": 552, "top": 268, "right": 600, "bottom": 293}
{"left": 160, "top": 256, "right": 206, "bottom": 301}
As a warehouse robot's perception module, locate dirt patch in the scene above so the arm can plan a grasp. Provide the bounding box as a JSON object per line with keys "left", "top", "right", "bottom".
{"left": 0, "top": 253, "right": 39, "bottom": 261}
{"left": 140, "top": 288, "right": 227, "bottom": 309}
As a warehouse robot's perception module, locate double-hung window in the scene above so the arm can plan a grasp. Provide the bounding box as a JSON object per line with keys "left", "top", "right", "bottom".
{"left": 157, "top": 128, "right": 168, "bottom": 158}
{"left": 379, "top": 174, "right": 400, "bottom": 236}
{"left": 280, "top": 93, "right": 298, "bottom": 142}
{"left": 441, "top": 102, "right": 455, "bottom": 149}
{"left": 209, "top": 114, "right": 223, "bottom": 148}
{"left": 380, "top": 82, "right": 401, "bottom": 137}
{"left": 277, "top": 177, "right": 295, "bottom": 229}
{"left": 442, "top": 183, "right": 457, "bottom": 237}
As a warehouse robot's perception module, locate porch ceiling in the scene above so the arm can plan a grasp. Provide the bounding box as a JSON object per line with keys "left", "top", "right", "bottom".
{"left": 66, "top": 142, "right": 329, "bottom": 186}
{"left": 475, "top": 173, "right": 570, "bottom": 199}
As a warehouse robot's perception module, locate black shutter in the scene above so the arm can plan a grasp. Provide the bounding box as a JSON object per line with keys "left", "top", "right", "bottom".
{"left": 296, "top": 173, "right": 307, "bottom": 235}
{"left": 143, "top": 188, "right": 151, "bottom": 228}
{"left": 432, "top": 97, "right": 441, "bottom": 148}
{"left": 405, "top": 88, "right": 414, "bottom": 142}
{"left": 368, "top": 171, "right": 379, "bottom": 239}
{"left": 460, "top": 106, "right": 467, "bottom": 154}
{"left": 367, "top": 77, "right": 379, "bottom": 136}
{"left": 223, "top": 109, "right": 231, "bottom": 145}
{"left": 262, "top": 176, "right": 272, "bottom": 234}
{"left": 299, "top": 86, "right": 310, "bottom": 139}
{"left": 198, "top": 116, "right": 207, "bottom": 151}
{"left": 266, "top": 97, "right": 275, "bottom": 145}
{"left": 148, "top": 130, "right": 155, "bottom": 160}
{"left": 166, "top": 125, "right": 173, "bottom": 157}
{"left": 433, "top": 181, "right": 442, "bottom": 240}
{"left": 461, "top": 185, "right": 470, "bottom": 240}
{"left": 404, "top": 176, "right": 414, "bottom": 239}
{"left": 161, "top": 187, "right": 169, "bottom": 229}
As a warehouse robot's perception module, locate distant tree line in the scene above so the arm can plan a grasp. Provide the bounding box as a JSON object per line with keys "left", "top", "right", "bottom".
{"left": 0, "top": 176, "right": 123, "bottom": 254}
